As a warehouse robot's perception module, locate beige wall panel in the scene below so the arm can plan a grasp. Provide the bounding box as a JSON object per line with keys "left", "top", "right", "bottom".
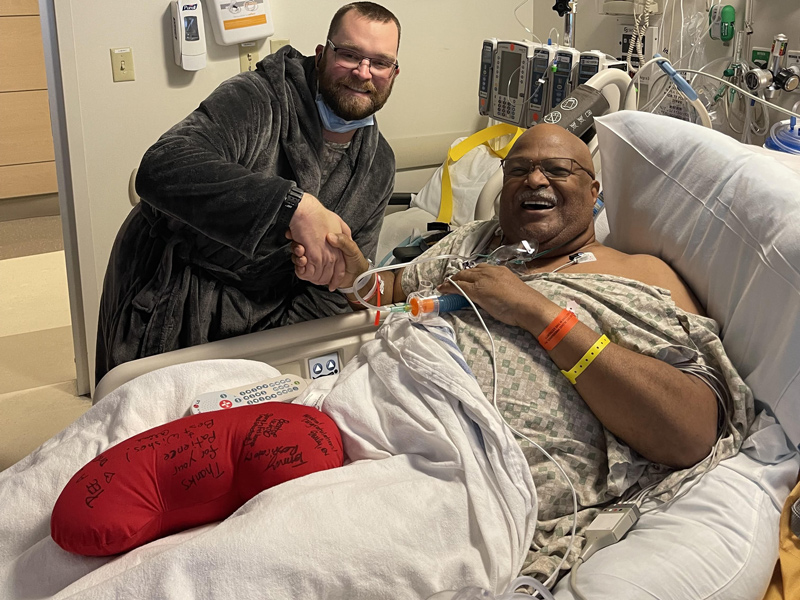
{"left": 0, "top": 90, "right": 54, "bottom": 165}
{"left": 0, "top": 0, "right": 38, "bottom": 16}
{"left": 0, "top": 161, "right": 57, "bottom": 199}
{"left": 0, "top": 16, "right": 48, "bottom": 91}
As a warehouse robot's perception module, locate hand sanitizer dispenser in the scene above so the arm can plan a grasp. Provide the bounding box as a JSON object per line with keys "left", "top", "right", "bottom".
{"left": 171, "top": 1, "right": 207, "bottom": 70}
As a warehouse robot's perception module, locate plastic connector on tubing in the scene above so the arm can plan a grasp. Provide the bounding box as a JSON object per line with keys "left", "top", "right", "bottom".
{"left": 580, "top": 503, "right": 640, "bottom": 562}
{"left": 654, "top": 54, "right": 699, "bottom": 102}
{"left": 408, "top": 293, "right": 470, "bottom": 320}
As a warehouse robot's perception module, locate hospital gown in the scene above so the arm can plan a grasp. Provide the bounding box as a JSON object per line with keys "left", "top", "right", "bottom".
{"left": 402, "top": 220, "right": 754, "bottom": 578}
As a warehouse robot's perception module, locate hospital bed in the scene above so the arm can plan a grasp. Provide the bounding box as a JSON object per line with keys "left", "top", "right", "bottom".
{"left": 3, "top": 110, "right": 800, "bottom": 600}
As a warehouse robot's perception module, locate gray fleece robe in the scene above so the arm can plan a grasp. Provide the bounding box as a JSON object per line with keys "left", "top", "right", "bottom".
{"left": 96, "top": 46, "right": 395, "bottom": 383}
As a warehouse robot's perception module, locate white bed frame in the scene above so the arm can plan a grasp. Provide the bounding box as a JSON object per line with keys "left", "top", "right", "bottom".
{"left": 95, "top": 311, "right": 386, "bottom": 402}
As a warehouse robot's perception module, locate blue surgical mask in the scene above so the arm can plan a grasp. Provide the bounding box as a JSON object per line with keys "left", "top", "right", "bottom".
{"left": 315, "top": 94, "right": 374, "bottom": 133}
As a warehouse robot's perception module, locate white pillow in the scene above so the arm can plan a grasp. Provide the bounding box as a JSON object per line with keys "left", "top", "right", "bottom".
{"left": 595, "top": 111, "right": 800, "bottom": 448}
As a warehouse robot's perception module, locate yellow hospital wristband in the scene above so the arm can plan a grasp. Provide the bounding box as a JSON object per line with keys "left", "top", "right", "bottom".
{"left": 561, "top": 334, "right": 610, "bottom": 385}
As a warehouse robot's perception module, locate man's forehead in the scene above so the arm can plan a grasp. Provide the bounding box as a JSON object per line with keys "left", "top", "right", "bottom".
{"left": 335, "top": 12, "right": 399, "bottom": 52}
{"left": 508, "top": 126, "right": 589, "bottom": 162}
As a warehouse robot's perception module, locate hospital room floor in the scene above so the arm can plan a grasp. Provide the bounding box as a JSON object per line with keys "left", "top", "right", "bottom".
{"left": 0, "top": 216, "right": 91, "bottom": 471}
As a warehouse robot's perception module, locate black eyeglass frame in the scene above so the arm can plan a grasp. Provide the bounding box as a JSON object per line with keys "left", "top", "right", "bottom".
{"left": 325, "top": 39, "right": 399, "bottom": 77}
{"left": 500, "top": 157, "right": 596, "bottom": 181}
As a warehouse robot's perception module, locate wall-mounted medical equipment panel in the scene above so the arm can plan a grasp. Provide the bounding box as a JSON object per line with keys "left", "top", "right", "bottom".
{"left": 205, "top": 0, "right": 275, "bottom": 46}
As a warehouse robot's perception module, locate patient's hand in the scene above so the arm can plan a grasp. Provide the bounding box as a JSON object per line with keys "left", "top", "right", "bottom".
{"left": 285, "top": 194, "right": 352, "bottom": 291}
{"left": 291, "top": 233, "right": 370, "bottom": 292}
{"left": 438, "top": 264, "right": 543, "bottom": 328}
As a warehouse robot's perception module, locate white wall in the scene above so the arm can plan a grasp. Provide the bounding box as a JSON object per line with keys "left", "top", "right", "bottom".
{"left": 49, "top": 0, "right": 799, "bottom": 394}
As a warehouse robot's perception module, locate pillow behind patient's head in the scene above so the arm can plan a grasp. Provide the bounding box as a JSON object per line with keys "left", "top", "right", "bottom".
{"left": 595, "top": 111, "right": 800, "bottom": 447}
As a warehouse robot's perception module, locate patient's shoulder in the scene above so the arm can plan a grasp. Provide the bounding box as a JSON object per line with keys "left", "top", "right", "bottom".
{"left": 613, "top": 250, "right": 705, "bottom": 315}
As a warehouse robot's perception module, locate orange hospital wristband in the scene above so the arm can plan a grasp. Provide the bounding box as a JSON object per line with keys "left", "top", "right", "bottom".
{"left": 538, "top": 308, "right": 579, "bottom": 351}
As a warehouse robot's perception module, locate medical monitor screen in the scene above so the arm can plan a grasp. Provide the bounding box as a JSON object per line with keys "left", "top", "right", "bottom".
{"left": 498, "top": 51, "right": 522, "bottom": 98}
{"left": 184, "top": 16, "right": 200, "bottom": 41}
{"left": 578, "top": 57, "right": 599, "bottom": 83}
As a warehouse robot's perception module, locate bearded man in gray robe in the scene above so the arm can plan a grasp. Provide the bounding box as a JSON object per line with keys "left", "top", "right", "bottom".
{"left": 96, "top": 2, "right": 401, "bottom": 383}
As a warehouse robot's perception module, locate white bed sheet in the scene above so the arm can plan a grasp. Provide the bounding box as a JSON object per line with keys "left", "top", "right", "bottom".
{"left": 0, "top": 317, "right": 537, "bottom": 600}
{"left": 552, "top": 414, "right": 799, "bottom": 600}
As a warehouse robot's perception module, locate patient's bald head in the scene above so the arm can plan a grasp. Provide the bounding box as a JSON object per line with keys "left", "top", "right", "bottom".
{"left": 505, "top": 124, "right": 594, "bottom": 174}
{"left": 498, "top": 124, "right": 599, "bottom": 252}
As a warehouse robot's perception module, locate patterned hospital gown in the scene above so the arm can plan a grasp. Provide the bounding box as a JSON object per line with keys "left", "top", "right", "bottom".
{"left": 401, "top": 220, "right": 754, "bottom": 579}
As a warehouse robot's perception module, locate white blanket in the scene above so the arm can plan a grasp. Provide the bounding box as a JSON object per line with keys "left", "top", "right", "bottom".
{"left": 0, "top": 316, "right": 536, "bottom": 599}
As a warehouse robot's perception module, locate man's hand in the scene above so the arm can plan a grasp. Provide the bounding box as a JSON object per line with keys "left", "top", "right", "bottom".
{"left": 438, "top": 264, "right": 543, "bottom": 328}
{"left": 285, "top": 194, "right": 352, "bottom": 291}
{"left": 291, "top": 232, "right": 370, "bottom": 291}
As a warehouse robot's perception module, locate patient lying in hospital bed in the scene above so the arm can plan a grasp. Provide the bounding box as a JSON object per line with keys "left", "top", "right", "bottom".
{"left": 1, "top": 112, "right": 799, "bottom": 600}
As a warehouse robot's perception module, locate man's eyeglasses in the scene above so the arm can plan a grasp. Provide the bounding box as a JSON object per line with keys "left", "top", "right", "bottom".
{"left": 326, "top": 40, "right": 398, "bottom": 78}
{"left": 501, "top": 158, "right": 595, "bottom": 181}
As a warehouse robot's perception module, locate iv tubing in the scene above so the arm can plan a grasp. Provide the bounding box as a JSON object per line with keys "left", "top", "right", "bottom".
{"left": 676, "top": 69, "right": 800, "bottom": 121}
{"left": 351, "top": 253, "right": 466, "bottom": 311}
{"left": 445, "top": 277, "right": 579, "bottom": 594}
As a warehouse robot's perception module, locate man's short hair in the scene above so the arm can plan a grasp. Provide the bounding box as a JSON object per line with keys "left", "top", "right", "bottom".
{"left": 327, "top": 2, "right": 401, "bottom": 49}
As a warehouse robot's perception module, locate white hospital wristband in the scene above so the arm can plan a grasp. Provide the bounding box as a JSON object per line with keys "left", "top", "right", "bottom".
{"left": 338, "top": 260, "right": 373, "bottom": 294}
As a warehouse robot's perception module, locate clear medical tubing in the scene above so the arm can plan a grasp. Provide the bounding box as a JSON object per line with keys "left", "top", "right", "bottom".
{"left": 742, "top": 99, "right": 754, "bottom": 144}
{"left": 764, "top": 119, "right": 800, "bottom": 155}
{"left": 429, "top": 576, "right": 557, "bottom": 600}
{"left": 698, "top": 55, "right": 735, "bottom": 74}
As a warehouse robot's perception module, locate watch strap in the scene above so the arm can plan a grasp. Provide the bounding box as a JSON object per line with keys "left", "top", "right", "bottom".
{"left": 276, "top": 186, "right": 304, "bottom": 232}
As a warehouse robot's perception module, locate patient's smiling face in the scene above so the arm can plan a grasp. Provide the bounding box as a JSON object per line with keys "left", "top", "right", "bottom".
{"left": 498, "top": 125, "right": 599, "bottom": 253}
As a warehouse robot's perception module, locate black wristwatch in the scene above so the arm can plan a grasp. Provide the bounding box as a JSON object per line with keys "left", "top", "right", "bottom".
{"left": 276, "top": 186, "right": 304, "bottom": 232}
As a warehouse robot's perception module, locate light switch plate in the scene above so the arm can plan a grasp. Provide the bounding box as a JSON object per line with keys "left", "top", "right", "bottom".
{"left": 239, "top": 42, "right": 259, "bottom": 72}
{"left": 110, "top": 47, "right": 135, "bottom": 82}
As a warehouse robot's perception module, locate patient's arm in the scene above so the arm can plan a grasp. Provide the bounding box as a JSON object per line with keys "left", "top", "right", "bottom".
{"left": 291, "top": 233, "right": 406, "bottom": 306}
{"left": 438, "top": 264, "right": 718, "bottom": 470}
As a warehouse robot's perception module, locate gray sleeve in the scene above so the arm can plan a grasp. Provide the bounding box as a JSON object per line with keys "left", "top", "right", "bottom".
{"left": 135, "top": 74, "right": 293, "bottom": 259}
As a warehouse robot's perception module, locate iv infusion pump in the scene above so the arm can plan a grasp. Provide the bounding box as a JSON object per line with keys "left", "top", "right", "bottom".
{"left": 478, "top": 38, "right": 497, "bottom": 116}
{"left": 527, "top": 46, "right": 556, "bottom": 126}
{"left": 481, "top": 40, "right": 620, "bottom": 128}
{"left": 490, "top": 40, "right": 536, "bottom": 127}
{"left": 551, "top": 48, "right": 580, "bottom": 108}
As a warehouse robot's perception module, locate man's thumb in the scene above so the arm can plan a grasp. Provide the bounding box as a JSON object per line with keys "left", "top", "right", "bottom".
{"left": 327, "top": 232, "right": 359, "bottom": 257}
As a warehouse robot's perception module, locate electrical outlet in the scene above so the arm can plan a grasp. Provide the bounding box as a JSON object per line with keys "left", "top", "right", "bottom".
{"left": 239, "top": 42, "right": 258, "bottom": 72}
{"left": 787, "top": 50, "right": 800, "bottom": 69}
{"left": 110, "top": 47, "right": 135, "bottom": 82}
{"left": 270, "top": 38, "right": 290, "bottom": 54}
